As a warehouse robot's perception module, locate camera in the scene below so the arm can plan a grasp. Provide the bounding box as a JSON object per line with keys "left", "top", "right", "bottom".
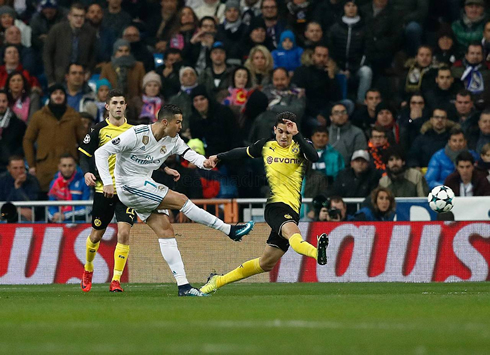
{"left": 1, "top": 202, "right": 18, "bottom": 223}
{"left": 328, "top": 207, "right": 341, "bottom": 220}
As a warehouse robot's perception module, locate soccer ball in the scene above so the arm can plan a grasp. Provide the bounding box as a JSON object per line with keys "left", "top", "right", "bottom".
{"left": 428, "top": 185, "right": 455, "bottom": 213}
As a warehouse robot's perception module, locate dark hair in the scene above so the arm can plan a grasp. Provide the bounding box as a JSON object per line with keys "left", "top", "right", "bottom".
{"left": 70, "top": 2, "right": 85, "bottom": 12}
{"left": 6, "top": 71, "right": 30, "bottom": 104}
{"left": 371, "top": 126, "right": 387, "bottom": 138}
{"left": 307, "top": 21, "right": 322, "bottom": 31}
{"left": 0, "top": 88, "right": 7, "bottom": 98}
{"left": 480, "top": 109, "right": 490, "bottom": 117}
{"left": 370, "top": 187, "right": 396, "bottom": 215}
{"left": 382, "top": 145, "right": 406, "bottom": 165}
{"left": 408, "top": 91, "right": 425, "bottom": 103}
{"left": 66, "top": 62, "right": 86, "bottom": 75}
{"left": 272, "top": 67, "right": 289, "bottom": 77}
{"left": 313, "top": 43, "right": 328, "bottom": 51}
{"left": 8, "top": 155, "right": 24, "bottom": 164}
{"left": 325, "top": 196, "right": 346, "bottom": 209}
{"left": 365, "top": 88, "right": 381, "bottom": 99}
{"left": 164, "top": 48, "right": 182, "bottom": 60}
{"left": 449, "top": 127, "right": 465, "bottom": 139}
{"left": 59, "top": 153, "right": 76, "bottom": 161}
{"left": 467, "top": 41, "right": 483, "bottom": 53}
{"left": 158, "top": 104, "right": 183, "bottom": 122}
{"left": 312, "top": 126, "right": 328, "bottom": 135}
{"left": 456, "top": 151, "right": 475, "bottom": 165}
{"left": 106, "top": 89, "right": 125, "bottom": 104}
{"left": 432, "top": 107, "right": 448, "bottom": 117}
{"left": 417, "top": 45, "right": 433, "bottom": 54}
{"left": 199, "top": 16, "right": 216, "bottom": 28}
{"left": 261, "top": 0, "right": 277, "bottom": 8}
{"left": 437, "top": 65, "right": 451, "bottom": 74}
{"left": 231, "top": 66, "right": 252, "bottom": 89}
{"left": 481, "top": 142, "right": 490, "bottom": 155}
{"left": 330, "top": 102, "right": 347, "bottom": 114}
{"left": 275, "top": 111, "right": 296, "bottom": 126}
{"left": 457, "top": 89, "right": 473, "bottom": 99}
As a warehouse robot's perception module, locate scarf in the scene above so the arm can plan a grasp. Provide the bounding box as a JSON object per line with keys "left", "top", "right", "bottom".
{"left": 112, "top": 55, "right": 136, "bottom": 95}
{"left": 48, "top": 172, "right": 76, "bottom": 214}
{"left": 181, "top": 83, "right": 198, "bottom": 94}
{"left": 367, "top": 141, "right": 389, "bottom": 171}
{"left": 445, "top": 144, "right": 467, "bottom": 164}
{"left": 405, "top": 63, "right": 431, "bottom": 93}
{"left": 342, "top": 16, "right": 360, "bottom": 26}
{"left": 461, "top": 59, "right": 485, "bottom": 94}
{"left": 223, "top": 87, "right": 249, "bottom": 106}
{"left": 462, "top": 13, "right": 485, "bottom": 28}
{"left": 140, "top": 95, "right": 162, "bottom": 122}
{"left": 224, "top": 18, "right": 242, "bottom": 33}
{"left": 0, "top": 107, "right": 13, "bottom": 137}
{"left": 12, "top": 96, "right": 30, "bottom": 123}
{"left": 287, "top": 0, "right": 310, "bottom": 23}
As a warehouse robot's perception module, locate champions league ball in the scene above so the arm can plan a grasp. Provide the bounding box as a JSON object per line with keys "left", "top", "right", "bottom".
{"left": 428, "top": 185, "right": 455, "bottom": 213}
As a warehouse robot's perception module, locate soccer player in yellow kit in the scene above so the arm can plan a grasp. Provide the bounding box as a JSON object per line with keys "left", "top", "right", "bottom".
{"left": 200, "top": 112, "right": 329, "bottom": 294}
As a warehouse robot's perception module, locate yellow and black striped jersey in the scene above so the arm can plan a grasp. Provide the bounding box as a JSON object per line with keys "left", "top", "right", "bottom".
{"left": 78, "top": 119, "right": 132, "bottom": 194}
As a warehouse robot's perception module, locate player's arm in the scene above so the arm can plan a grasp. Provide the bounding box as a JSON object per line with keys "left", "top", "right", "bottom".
{"left": 284, "top": 119, "right": 318, "bottom": 162}
{"left": 79, "top": 127, "right": 101, "bottom": 186}
{"left": 216, "top": 138, "right": 268, "bottom": 162}
{"left": 94, "top": 128, "right": 137, "bottom": 189}
{"left": 174, "top": 136, "right": 212, "bottom": 170}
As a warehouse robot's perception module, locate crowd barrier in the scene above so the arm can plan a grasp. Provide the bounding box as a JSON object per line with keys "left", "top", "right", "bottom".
{"left": 1, "top": 222, "right": 489, "bottom": 285}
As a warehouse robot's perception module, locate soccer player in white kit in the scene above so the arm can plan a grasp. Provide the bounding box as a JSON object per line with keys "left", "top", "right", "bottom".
{"left": 95, "top": 104, "right": 254, "bottom": 296}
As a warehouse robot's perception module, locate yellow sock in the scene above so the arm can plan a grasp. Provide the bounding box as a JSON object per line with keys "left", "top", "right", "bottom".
{"left": 216, "top": 258, "right": 264, "bottom": 288}
{"left": 112, "top": 243, "right": 130, "bottom": 282}
{"left": 289, "top": 233, "right": 317, "bottom": 259}
{"left": 84, "top": 236, "right": 100, "bottom": 272}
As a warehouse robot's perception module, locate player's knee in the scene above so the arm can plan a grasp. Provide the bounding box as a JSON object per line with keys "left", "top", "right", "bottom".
{"left": 260, "top": 259, "right": 278, "bottom": 272}
{"left": 159, "top": 228, "right": 175, "bottom": 239}
{"left": 117, "top": 230, "right": 130, "bottom": 244}
{"left": 175, "top": 193, "right": 188, "bottom": 208}
{"left": 90, "top": 228, "right": 105, "bottom": 243}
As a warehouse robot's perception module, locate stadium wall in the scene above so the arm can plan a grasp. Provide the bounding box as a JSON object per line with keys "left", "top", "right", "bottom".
{"left": 0, "top": 222, "right": 489, "bottom": 284}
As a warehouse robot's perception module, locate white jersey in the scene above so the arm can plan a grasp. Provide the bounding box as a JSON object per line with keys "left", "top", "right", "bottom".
{"left": 94, "top": 124, "right": 208, "bottom": 188}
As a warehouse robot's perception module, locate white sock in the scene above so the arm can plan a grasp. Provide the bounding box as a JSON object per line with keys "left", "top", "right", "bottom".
{"left": 158, "top": 238, "right": 189, "bottom": 286}
{"left": 180, "top": 200, "right": 231, "bottom": 235}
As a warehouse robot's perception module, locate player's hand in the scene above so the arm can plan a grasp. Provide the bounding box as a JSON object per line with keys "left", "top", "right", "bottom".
{"left": 164, "top": 167, "right": 181, "bottom": 181}
{"left": 103, "top": 185, "right": 114, "bottom": 198}
{"left": 84, "top": 172, "right": 97, "bottom": 186}
{"left": 205, "top": 155, "right": 219, "bottom": 168}
{"left": 283, "top": 119, "right": 299, "bottom": 136}
{"left": 203, "top": 157, "right": 217, "bottom": 169}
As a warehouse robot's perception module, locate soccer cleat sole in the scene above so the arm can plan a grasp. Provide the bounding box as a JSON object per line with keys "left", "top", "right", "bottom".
{"left": 317, "top": 233, "right": 329, "bottom": 266}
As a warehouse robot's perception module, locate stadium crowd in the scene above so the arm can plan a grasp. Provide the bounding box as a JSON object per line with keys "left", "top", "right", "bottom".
{"left": 0, "top": 0, "right": 490, "bottom": 222}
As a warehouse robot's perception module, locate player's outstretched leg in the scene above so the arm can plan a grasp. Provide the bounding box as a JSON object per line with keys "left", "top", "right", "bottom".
{"left": 283, "top": 223, "right": 329, "bottom": 264}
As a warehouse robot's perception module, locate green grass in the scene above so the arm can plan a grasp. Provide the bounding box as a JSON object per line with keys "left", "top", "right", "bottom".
{"left": 1, "top": 283, "right": 490, "bottom": 354}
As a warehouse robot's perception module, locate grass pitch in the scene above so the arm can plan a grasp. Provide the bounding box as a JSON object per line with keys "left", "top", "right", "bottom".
{"left": 1, "top": 282, "right": 489, "bottom": 354}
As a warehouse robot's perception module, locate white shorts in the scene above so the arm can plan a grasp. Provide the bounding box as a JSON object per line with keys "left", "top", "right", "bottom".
{"left": 117, "top": 178, "right": 169, "bottom": 222}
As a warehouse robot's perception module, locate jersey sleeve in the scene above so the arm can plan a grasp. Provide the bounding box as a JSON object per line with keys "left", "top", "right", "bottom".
{"left": 247, "top": 138, "right": 268, "bottom": 158}
{"left": 78, "top": 125, "right": 101, "bottom": 158}
{"left": 94, "top": 128, "right": 138, "bottom": 186}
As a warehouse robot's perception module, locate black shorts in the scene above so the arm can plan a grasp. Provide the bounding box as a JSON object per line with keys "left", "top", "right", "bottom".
{"left": 264, "top": 202, "right": 299, "bottom": 252}
{"left": 91, "top": 192, "right": 135, "bottom": 230}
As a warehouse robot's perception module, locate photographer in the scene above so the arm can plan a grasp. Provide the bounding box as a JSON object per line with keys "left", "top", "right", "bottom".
{"left": 313, "top": 195, "right": 352, "bottom": 222}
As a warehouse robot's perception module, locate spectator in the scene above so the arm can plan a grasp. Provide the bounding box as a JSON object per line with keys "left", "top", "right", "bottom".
{"left": 398, "top": 92, "right": 430, "bottom": 152}
{"left": 43, "top": 3, "right": 96, "bottom": 85}
{"left": 362, "top": 0, "right": 401, "bottom": 79}
{"left": 64, "top": 63, "right": 97, "bottom": 117}
{"left": 313, "top": 0, "right": 344, "bottom": 35}
{"left": 146, "top": 0, "right": 180, "bottom": 52}
{"left": 189, "top": 84, "right": 239, "bottom": 156}
{"left": 222, "top": 65, "right": 252, "bottom": 117}
{"left": 30, "top": 0, "right": 68, "bottom": 56}
{"left": 215, "top": 0, "right": 248, "bottom": 66}
{"left": 353, "top": 186, "right": 396, "bottom": 221}
{"left": 390, "top": 0, "right": 428, "bottom": 56}
{"left": 301, "top": 21, "right": 324, "bottom": 50}
{"left": 450, "top": 89, "right": 480, "bottom": 126}
{"left": 128, "top": 71, "right": 163, "bottom": 125}
{"left": 244, "top": 45, "right": 273, "bottom": 87}
{"left": 400, "top": 45, "right": 437, "bottom": 102}
{"left": 328, "top": 149, "right": 380, "bottom": 200}
{"left": 23, "top": 84, "right": 84, "bottom": 195}
{"left": 194, "top": 0, "right": 225, "bottom": 23}
{"left": 444, "top": 151, "right": 490, "bottom": 196}
{"left": 379, "top": 146, "right": 429, "bottom": 197}
{"left": 48, "top": 153, "right": 90, "bottom": 222}
{"left": 241, "top": 0, "right": 261, "bottom": 26}
{"left": 262, "top": 67, "right": 305, "bottom": 119}
{"left": 99, "top": 39, "right": 146, "bottom": 101}
{"left": 258, "top": 0, "right": 287, "bottom": 49}
{"left": 155, "top": 48, "right": 183, "bottom": 100}
{"left": 0, "top": 45, "right": 40, "bottom": 91}
{"left": 451, "top": 43, "right": 490, "bottom": 104}
{"left": 292, "top": 44, "right": 342, "bottom": 129}
{"left": 432, "top": 26, "right": 457, "bottom": 67}
{"left": 102, "top": 0, "right": 132, "bottom": 37}
{"left": 0, "top": 155, "right": 40, "bottom": 221}
{"left": 271, "top": 30, "right": 303, "bottom": 73}
{"left": 408, "top": 108, "right": 459, "bottom": 170}
{"left": 451, "top": 0, "right": 487, "bottom": 55}
{"left": 483, "top": 20, "right": 490, "bottom": 63}
{"left": 310, "top": 126, "right": 344, "bottom": 185}
{"left": 316, "top": 196, "right": 352, "bottom": 222}
{"left": 94, "top": 78, "right": 111, "bottom": 123}
{"left": 2, "top": 25, "right": 37, "bottom": 75}
{"left": 0, "top": 90, "right": 25, "bottom": 173}
{"left": 367, "top": 126, "right": 390, "bottom": 174}
{"left": 167, "top": 66, "right": 198, "bottom": 134}
{"left": 0, "top": 5, "right": 31, "bottom": 48}
{"left": 242, "top": 17, "right": 274, "bottom": 59}
{"left": 240, "top": 89, "right": 270, "bottom": 143}
{"left": 329, "top": 103, "right": 367, "bottom": 165}
{"left": 425, "top": 127, "right": 479, "bottom": 189}
{"left": 475, "top": 142, "right": 490, "bottom": 177}
{"left": 373, "top": 101, "right": 399, "bottom": 145}
{"left": 198, "top": 41, "right": 232, "bottom": 100}
{"left": 425, "top": 66, "right": 459, "bottom": 113}
{"left": 185, "top": 16, "right": 217, "bottom": 72}
{"left": 467, "top": 110, "right": 490, "bottom": 153}
{"left": 351, "top": 88, "right": 382, "bottom": 133}
{"left": 285, "top": 0, "right": 313, "bottom": 42}
{"left": 328, "top": 0, "right": 372, "bottom": 103}
{"left": 86, "top": 3, "right": 117, "bottom": 64}
{"left": 6, "top": 70, "right": 40, "bottom": 123}
{"left": 122, "top": 25, "right": 155, "bottom": 73}
{"left": 167, "top": 6, "right": 199, "bottom": 52}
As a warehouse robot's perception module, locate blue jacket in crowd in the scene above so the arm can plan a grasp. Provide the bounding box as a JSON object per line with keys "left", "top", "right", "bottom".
{"left": 0, "top": 171, "right": 39, "bottom": 202}
{"left": 271, "top": 30, "right": 304, "bottom": 72}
